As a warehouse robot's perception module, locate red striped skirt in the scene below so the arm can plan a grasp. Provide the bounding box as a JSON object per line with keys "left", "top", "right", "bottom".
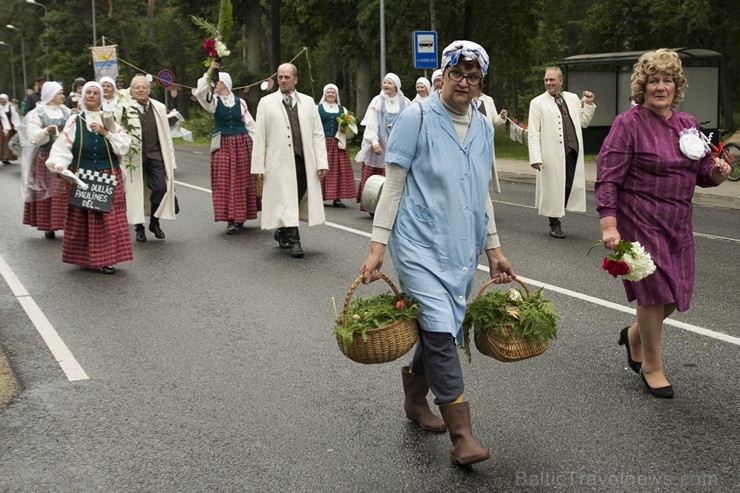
{"left": 23, "top": 149, "right": 68, "bottom": 232}
{"left": 356, "top": 164, "right": 385, "bottom": 208}
{"left": 322, "top": 137, "right": 356, "bottom": 201}
{"left": 210, "top": 133, "right": 258, "bottom": 222}
{"left": 62, "top": 166, "right": 133, "bottom": 269}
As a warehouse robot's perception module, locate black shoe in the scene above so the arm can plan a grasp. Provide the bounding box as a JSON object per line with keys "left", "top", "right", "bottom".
{"left": 2, "top": 160, "right": 9, "bottom": 165}
{"left": 290, "top": 241, "right": 304, "bottom": 258}
{"left": 135, "top": 225, "right": 147, "bottom": 242}
{"left": 639, "top": 370, "right": 674, "bottom": 398}
{"left": 100, "top": 266, "right": 116, "bottom": 275}
{"left": 549, "top": 224, "right": 565, "bottom": 238}
{"left": 226, "top": 221, "right": 236, "bottom": 235}
{"left": 44, "top": 231, "right": 56, "bottom": 239}
{"left": 149, "top": 221, "right": 165, "bottom": 239}
{"left": 333, "top": 200, "right": 346, "bottom": 208}
{"left": 236, "top": 222, "right": 244, "bottom": 228}
{"left": 618, "top": 326, "right": 642, "bottom": 374}
{"left": 273, "top": 229, "right": 290, "bottom": 248}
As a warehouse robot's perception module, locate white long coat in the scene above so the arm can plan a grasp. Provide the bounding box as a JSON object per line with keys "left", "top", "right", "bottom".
{"left": 121, "top": 98, "right": 178, "bottom": 224}
{"left": 477, "top": 93, "right": 505, "bottom": 193}
{"left": 251, "top": 91, "right": 328, "bottom": 229}
{"left": 527, "top": 91, "right": 595, "bottom": 217}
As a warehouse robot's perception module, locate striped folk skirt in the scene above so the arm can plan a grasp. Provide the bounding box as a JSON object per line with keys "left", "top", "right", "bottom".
{"left": 356, "top": 164, "right": 385, "bottom": 209}
{"left": 322, "top": 137, "right": 356, "bottom": 201}
{"left": 62, "top": 166, "right": 133, "bottom": 269}
{"left": 23, "top": 149, "right": 68, "bottom": 232}
{"left": 210, "top": 133, "right": 258, "bottom": 223}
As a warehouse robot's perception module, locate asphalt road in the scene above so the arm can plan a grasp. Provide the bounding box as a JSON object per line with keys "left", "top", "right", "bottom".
{"left": 0, "top": 146, "right": 738, "bottom": 492}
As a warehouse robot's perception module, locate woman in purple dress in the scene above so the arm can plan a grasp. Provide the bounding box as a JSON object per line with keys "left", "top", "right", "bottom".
{"left": 595, "top": 49, "right": 732, "bottom": 398}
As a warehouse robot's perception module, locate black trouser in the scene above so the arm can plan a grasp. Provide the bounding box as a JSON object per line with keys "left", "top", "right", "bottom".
{"left": 410, "top": 330, "right": 464, "bottom": 405}
{"left": 294, "top": 154, "right": 307, "bottom": 205}
{"left": 143, "top": 157, "right": 167, "bottom": 217}
{"left": 549, "top": 149, "right": 578, "bottom": 227}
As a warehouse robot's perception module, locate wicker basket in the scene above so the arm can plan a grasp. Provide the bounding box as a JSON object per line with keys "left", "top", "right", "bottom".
{"left": 473, "top": 278, "right": 550, "bottom": 362}
{"left": 335, "top": 274, "right": 419, "bottom": 364}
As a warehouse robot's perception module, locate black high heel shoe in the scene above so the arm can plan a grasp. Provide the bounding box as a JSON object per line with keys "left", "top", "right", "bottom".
{"left": 618, "top": 326, "right": 642, "bottom": 374}
{"left": 639, "top": 369, "right": 674, "bottom": 399}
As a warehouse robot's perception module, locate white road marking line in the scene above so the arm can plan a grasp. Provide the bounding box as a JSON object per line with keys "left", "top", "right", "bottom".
{"left": 178, "top": 179, "right": 740, "bottom": 347}
{"left": 0, "top": 255, "right": 88, "bottom": 381}
{"left": 694, "top": 232, "right": 740, "bottom": 243}
{"left": 174, "top": 180, "right": 212, "bottom": 194}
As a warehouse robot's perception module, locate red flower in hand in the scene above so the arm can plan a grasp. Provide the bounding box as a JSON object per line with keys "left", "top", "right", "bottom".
{"left": 613, "top": 261, "right": 630, "bottom": 276}
{"left": 395, "top": 300, "right": 406, "bottom": 310}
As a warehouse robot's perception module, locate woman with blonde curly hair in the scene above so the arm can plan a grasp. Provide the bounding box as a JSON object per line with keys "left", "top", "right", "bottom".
{"left": 594, "top": 49, "right": 732, "bottom": 398}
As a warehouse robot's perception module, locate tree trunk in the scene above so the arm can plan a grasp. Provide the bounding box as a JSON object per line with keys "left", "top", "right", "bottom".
{"left": 355, "top": 21, "right": 372, "bottom": 119}
{"left": 146, "top": 0, "right": 156, "bottom": 45}
{"left": 463, "top": 0, "right": 473, "bottom": 39}
{"left": 621, "top": 0, "right": 633, "bottom": 51}
{"left": 429, "top": 0, "right": 437, "bottom": 32}
{"left": 247, "top": 0, "right": 261, "bottom": 74}
{"left": 270, "top": 0, "right": 281, "bottom": 73}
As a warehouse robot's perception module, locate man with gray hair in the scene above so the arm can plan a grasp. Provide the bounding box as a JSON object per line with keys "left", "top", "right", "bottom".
{"left": 251, "top": 63, "right": 328, "bottom": 258}
{"left": 125, "top": 75, "right": 178, "bottom": 241}
{"left": 527, "top": 66, "right": 596, "bottom": 238}
{"left": 360, "top": 40, "right": 515, "bottom": 466}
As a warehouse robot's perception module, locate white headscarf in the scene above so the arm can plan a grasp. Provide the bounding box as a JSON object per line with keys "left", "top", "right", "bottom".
{"left": 40, "top": 81, "right": 64, "bottom": 105}
{"left": 99, "top": 76, "right": 115, "bottom": 89}
{"left": 383, "top": 73, "right": 401, "bottom": 91}
{"left": 81, "top": 81, "right": 104, "bottom": 111}
{"left": 415, "top": 77, "right": 431, "bottom": 94}
{"left": 320, "top": 83, "right": 341, "bottom": 106}
{"left": 431, "top": 70, "right": 443, "bottom": 83}
{"left": 218, "top": 72, "right": 233, "bottom": 92}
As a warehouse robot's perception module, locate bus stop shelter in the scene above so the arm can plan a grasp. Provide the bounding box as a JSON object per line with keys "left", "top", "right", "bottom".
{"left": 558, "top": 48, "right": 728, "bottom": 153}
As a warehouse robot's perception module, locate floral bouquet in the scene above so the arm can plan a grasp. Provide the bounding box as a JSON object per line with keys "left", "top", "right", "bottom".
{"left": 191, "top": 0, "right": 233, "bottom": 90}
{"left": 335, "top": 111, "right": 358, "bottom": 150}
{"left": 589, "top": 239, "right": 656, "bottom": 282}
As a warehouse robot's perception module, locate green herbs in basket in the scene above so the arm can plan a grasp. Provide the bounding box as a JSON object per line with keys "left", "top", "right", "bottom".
{"left": 334, "top": 292, "right": 419, "bottom": 349}
{"left": 459, "top": 285, "right": 559, "bottom": 361}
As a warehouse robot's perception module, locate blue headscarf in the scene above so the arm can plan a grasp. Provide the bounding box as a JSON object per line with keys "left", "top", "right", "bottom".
{"left": 441, "top": 40, "right": 489, "bottom": 76}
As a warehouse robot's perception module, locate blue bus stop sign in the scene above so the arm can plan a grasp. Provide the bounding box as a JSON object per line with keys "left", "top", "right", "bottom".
{"left": 413, "top": 31, "right": 438, "bottom": 70}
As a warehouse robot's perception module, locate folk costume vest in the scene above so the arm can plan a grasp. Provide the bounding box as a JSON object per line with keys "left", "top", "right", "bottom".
{"left": 214, "top": 97, "right": 247, "bottom": 136}
{"left": 140, "top": 103, "right": 163, "bottom": 161}
{"left": 283, "top": 94, "right": 304, "bottom": 158}
{"left": 37, "top": 106, "right": 71, "bottom": 151}
{"left": 318, "top": 104, "right": 343, "bottom": 137}
{"left": 70, "top": 116, "right": 117, "bottom": 172}
{"left": 554, "top": 94, "right": 579, "bottom": 154}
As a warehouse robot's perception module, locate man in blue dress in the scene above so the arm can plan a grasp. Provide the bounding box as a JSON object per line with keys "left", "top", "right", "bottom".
{"left": 360, "top": 40, "right": 515, "bottom": 466}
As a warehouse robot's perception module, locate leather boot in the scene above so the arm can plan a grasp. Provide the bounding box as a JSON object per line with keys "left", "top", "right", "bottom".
{"left": 274, "top": 228, "right": 290, "bottom": 248}
{"left": 135, "top": 224, "right": 146, "bottom": 242}
{"left": 149, "top": 217, "right": 165, "bottom": 239}
{"left": 439, "top": 401, "right": 490, "bottom": 465}
{"left": 286, "top": 227, "right": 304, "bottom": 258}
{"left": 401, "top": 366, "right": 446, "bottom": 432}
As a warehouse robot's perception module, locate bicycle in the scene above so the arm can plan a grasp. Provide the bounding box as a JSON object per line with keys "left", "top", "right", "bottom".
{"left": 699, "top": 122, "right": 740, "bottom": 182}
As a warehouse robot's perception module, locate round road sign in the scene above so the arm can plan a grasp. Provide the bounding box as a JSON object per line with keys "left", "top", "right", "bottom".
{"left": 157, "top": 70, "right": 175, "bottom": 87}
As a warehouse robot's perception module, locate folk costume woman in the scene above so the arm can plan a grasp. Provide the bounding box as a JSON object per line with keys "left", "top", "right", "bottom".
{"left": 595, "top": 49, "right": 732, "bottom": 398}
{"left": 46, "top": 82, "right": 133, "bottom": 275}
{"left": 318, "top": 84, "right": 356, "bottom": 208}
{"left": 0, "top": 93, "right": 21, "bottom": 164}
{"left": 22, "top": 82, "right": 71, "bottom": 238}
{"left": 194, "top": 63, "right": 258, "bottom": 234}
{"left": 412, "top": 77, "right": 431, "bottom": 103}
{"left": 354, "top": 73, "right": 411, "bottom": 213}
{"left": 99, "top": 76, "right": 119, "bottom": 114}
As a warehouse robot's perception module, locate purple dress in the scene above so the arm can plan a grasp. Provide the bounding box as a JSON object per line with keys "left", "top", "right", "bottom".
{"left": 594, "top": 105, "right": 718, "bottom": 311}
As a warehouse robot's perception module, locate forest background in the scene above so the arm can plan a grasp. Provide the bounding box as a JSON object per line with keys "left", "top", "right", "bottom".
{"left": 1, "top": 0, "right": 738, "bottom": 141}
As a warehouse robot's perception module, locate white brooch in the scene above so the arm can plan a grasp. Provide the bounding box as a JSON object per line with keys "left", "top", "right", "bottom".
{"left": 678, "top": 128, "right": 710, "bottom": 160}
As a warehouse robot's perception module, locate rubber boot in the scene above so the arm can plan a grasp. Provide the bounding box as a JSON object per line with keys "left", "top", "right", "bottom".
{"left": 401, "top": 366, "right": 446, "bottom": 433}
{"left": 439, "top": 401, "right": 490, "bottom": 465}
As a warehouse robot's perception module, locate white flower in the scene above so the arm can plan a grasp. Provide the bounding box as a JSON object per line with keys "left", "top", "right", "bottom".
{"left": 215, "top": 40, "right": 230, "bottom": 58}
{"left": 507, "top": 289, "right": 522, "bottom": 302}
{"left": 622, "top": 241, "right": 656, "bottom": 282}
{"left": 679, "top": 128, "right": 709, "bottom": 160}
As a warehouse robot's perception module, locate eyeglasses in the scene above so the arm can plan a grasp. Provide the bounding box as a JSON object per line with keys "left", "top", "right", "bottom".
{"left": 447, "top": 69, "right": 483, "bottom": 86}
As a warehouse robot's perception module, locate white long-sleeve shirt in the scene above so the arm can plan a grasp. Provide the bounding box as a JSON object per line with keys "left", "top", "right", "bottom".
{"left": 193, "top": 74, "right": 256, "bottom": 135}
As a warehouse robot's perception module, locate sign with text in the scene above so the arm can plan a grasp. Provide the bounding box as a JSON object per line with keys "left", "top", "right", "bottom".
{"left": 413, "top": 31, "right": 438, "bottom": 70}
{"left": 68, "top": 169, "right": 116, "bottom": 213}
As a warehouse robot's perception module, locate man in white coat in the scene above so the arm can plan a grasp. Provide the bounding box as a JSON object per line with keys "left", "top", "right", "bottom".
{"left": 252, "top": 63, "right": 328, "bottom": 258}
{"left": 125, "top": 75, "right": 178, "bottom": 241}
{"left": 527, "top": 66, "right": 595, "bottom": 238}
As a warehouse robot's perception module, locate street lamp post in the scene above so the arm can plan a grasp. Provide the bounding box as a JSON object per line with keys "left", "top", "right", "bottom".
{"left": 5, "top": 25, "right": 26, "bottom": 94}
{"left": 0, "top": 41, "right": 18, "bottom": 100}
{"left": 26, "top": 0, "right": 49, "bottom": 81}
